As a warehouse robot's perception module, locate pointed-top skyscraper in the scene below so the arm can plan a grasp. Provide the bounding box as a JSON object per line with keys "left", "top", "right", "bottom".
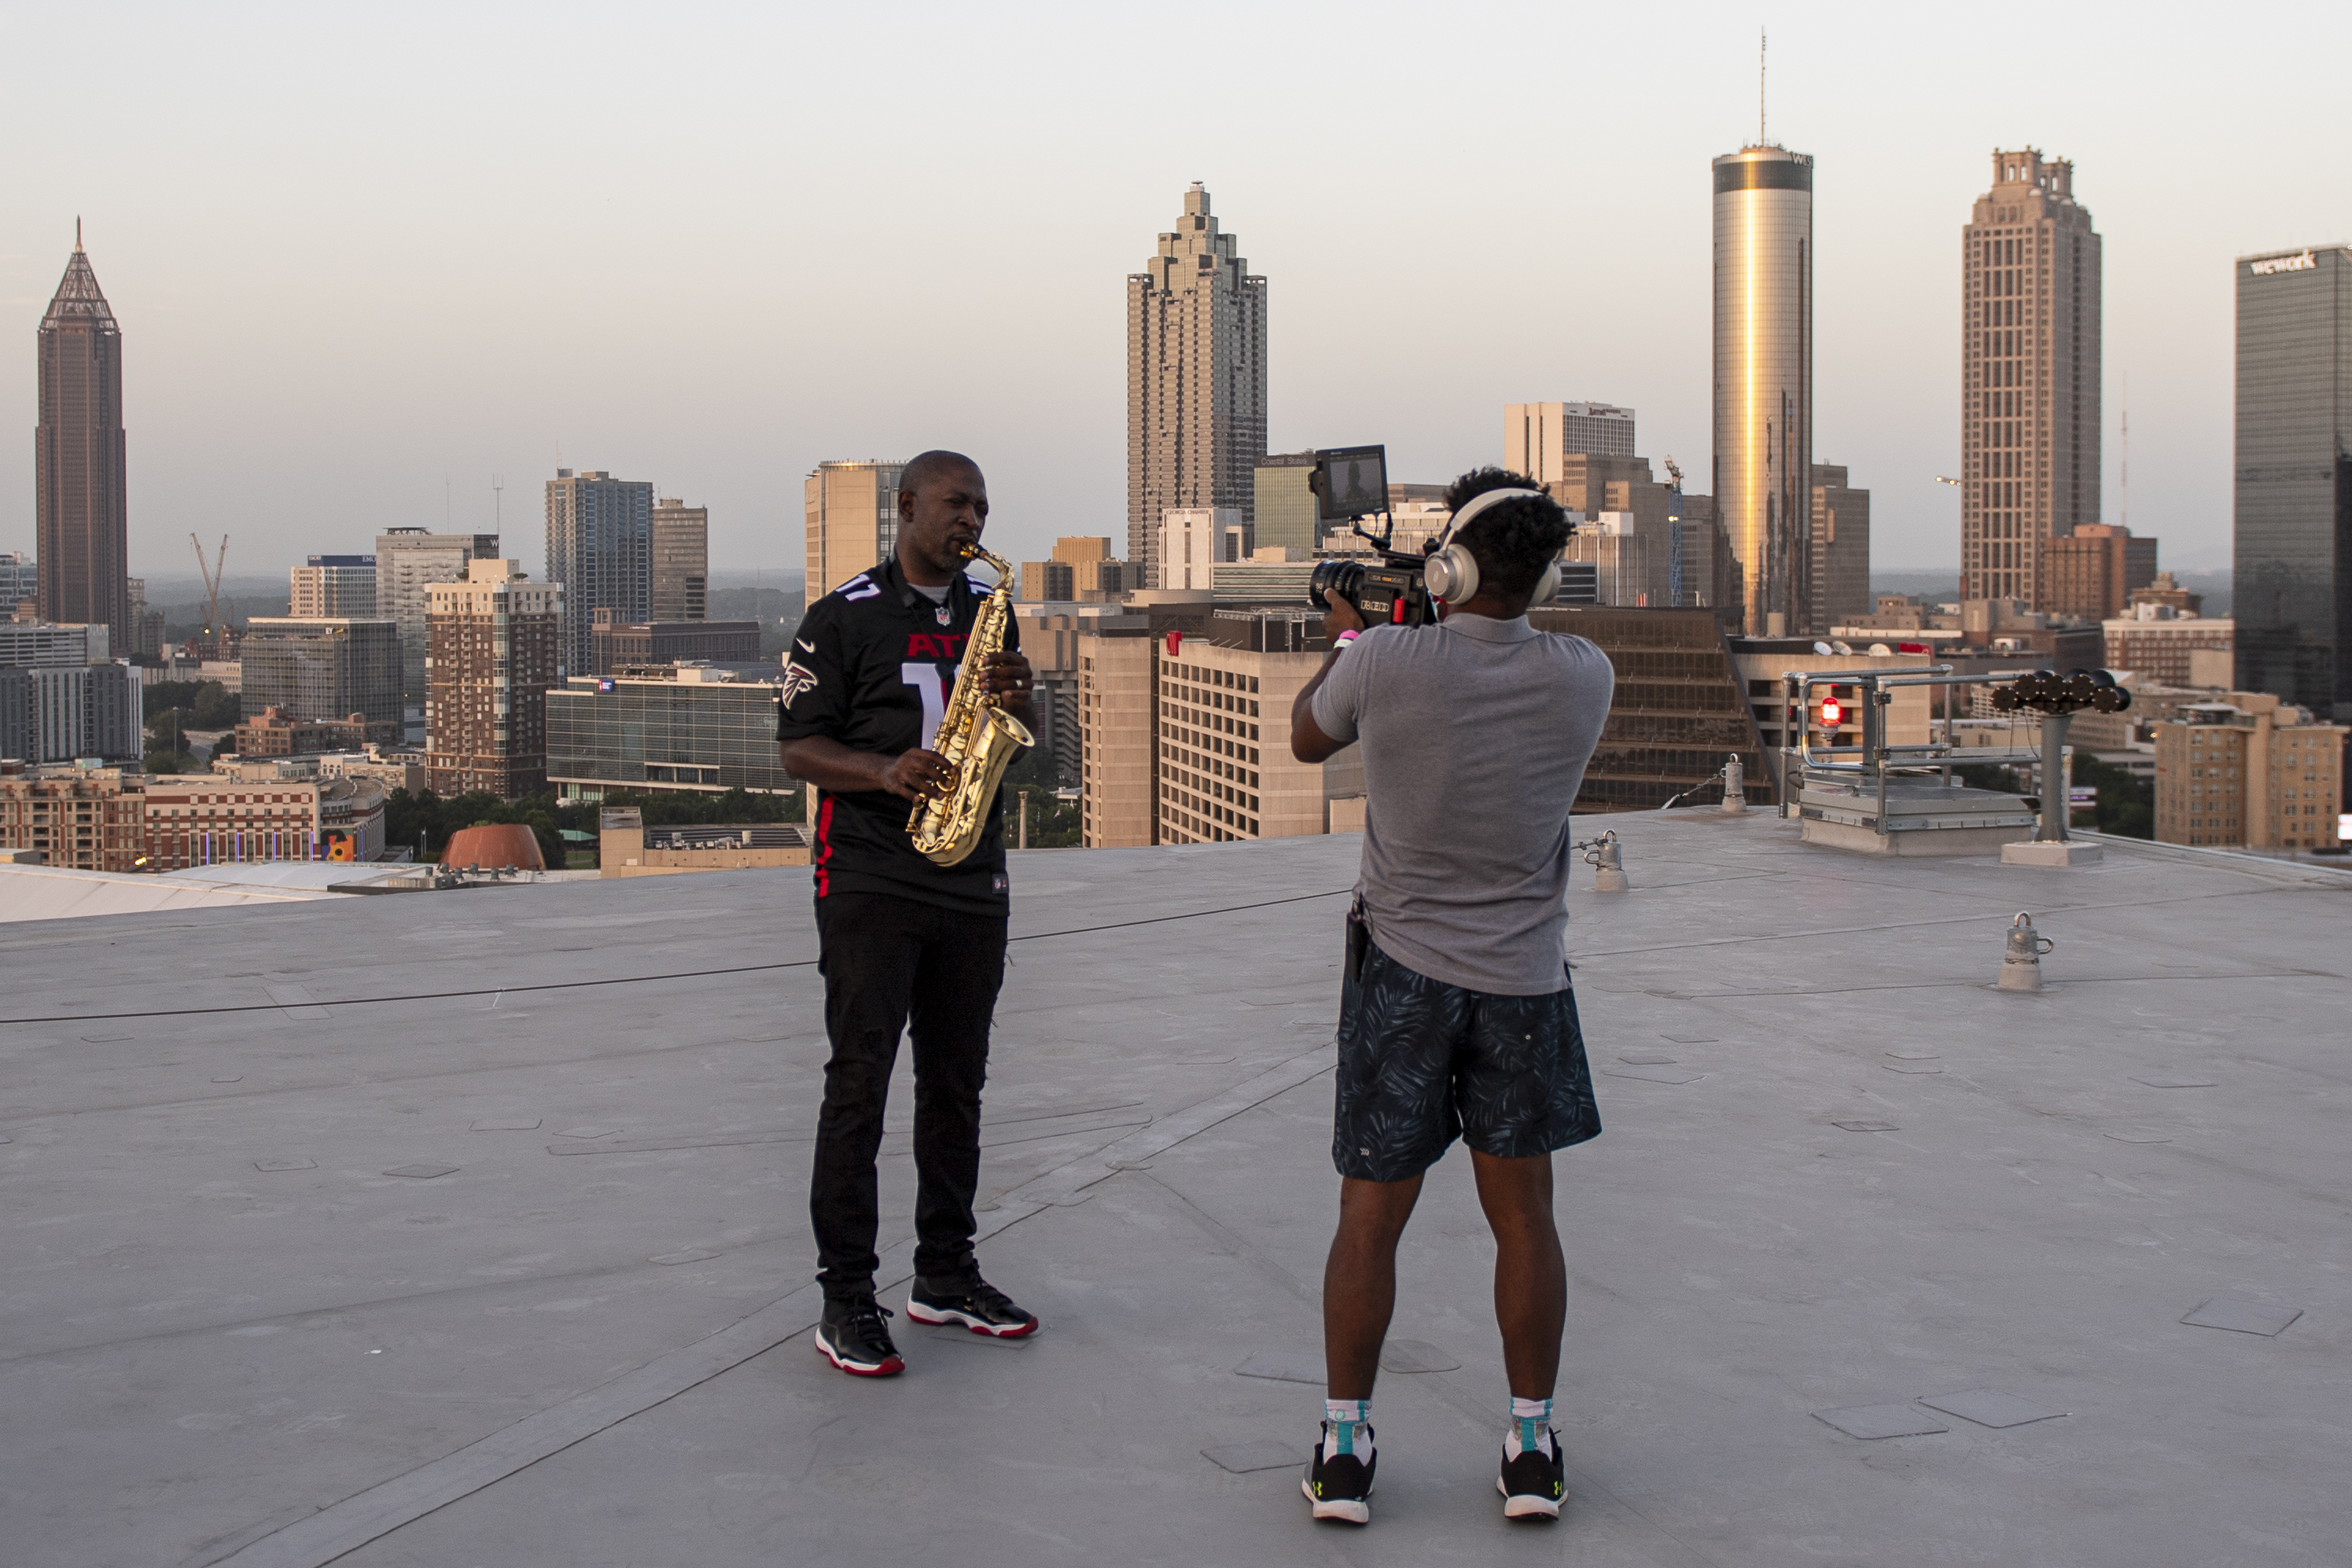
{"left": 1127, "top": 184, "right": 1266, "bottom": 588}
{"left": 37, "top": 226, "right": 131, "bottom": 648}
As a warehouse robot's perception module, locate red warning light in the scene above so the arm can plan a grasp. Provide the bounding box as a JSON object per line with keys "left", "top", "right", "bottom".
{"left": 1820, "top": 696, "right": 1844, "bottom": 728}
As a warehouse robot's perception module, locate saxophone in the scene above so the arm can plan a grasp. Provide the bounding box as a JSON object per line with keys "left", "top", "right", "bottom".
{"left": 907, "top": 545, "right": 1036, "bottom": 866}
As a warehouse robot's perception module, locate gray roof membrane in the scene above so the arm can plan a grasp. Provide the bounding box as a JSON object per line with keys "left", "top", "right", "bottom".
{"left": 1, "top": 814, "right": 2346, "bottom": 1566}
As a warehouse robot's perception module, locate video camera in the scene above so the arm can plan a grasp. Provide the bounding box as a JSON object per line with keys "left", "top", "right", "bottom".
{"left": 1303, "top": 444, "right": 1440, "bottom": 628}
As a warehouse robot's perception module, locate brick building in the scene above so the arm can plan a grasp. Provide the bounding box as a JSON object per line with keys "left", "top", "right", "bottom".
{"left": 425, "top": 559, "right": 561, "bottom": 800}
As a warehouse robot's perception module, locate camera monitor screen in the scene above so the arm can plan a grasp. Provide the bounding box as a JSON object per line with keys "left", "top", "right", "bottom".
{"left": 1314, "top": 445, "right": 1389, "bottom": 521}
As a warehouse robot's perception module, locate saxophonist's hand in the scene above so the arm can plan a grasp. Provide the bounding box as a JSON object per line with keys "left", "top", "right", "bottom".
{"left": 983, "top": 650, "right": 1032, "bottom": 698}
{"left": 880, "top": 748, "right": 953, "bottom": 801}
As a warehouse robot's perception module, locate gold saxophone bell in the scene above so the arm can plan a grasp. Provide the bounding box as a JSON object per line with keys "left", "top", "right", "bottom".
{"left": 907, "top": 544, "right": 1034, "bottom": 866}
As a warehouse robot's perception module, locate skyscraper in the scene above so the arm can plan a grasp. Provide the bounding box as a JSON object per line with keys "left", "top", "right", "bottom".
{"left": 290, "top": 556, "right": 377, "bottom": 618}
{"left": 802, "top": 460, "right": 904, "bottom": 609}
{"left": 1127, "top": 184, "right": 1267, "bottom": 588}
{"left": 35, "top": 228, "right": 131, "bottom": 648}
{"left": 1808, "top": 464, "right": 1872, "bottom": 630}
{"left": 1960, "top": 149, "right": 2102, "bottom": 608}
{"left": 376, "top": 528, "right": 500, "bottom": 702}
{"left": 1713, "top": 145, "right": 1813, "bottom": 635}
{"left": 651, "top": 497, "right": 709, "bottom": 621}
{"left": 544, "top": 469, "right": 652, "bottom": 679}
{"left": 1506, "top": 403, "right": 1639, "bottom": 478}
{"left": 2235, "top": 244, "right": 2352, "bottom": 719}
{"left": 425, "top": 559, "right": 561, "bottom": 801}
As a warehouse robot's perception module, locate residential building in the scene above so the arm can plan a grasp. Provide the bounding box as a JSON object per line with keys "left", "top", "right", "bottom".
{"left": 1015, "top": 602, "right": 1144, "bottom": 789}
{"left": 2234, "top": 243, "right": 2352, "bottom": 718}
{"left": 230, "top": 707, "right": 370, "bottom": 758}
{"left": 545, "top": 663, "right": 797, "bottom": 800}
{"left": 2129, "top": 571, "right": 2203, "bottom": 617}
{"left": 587, "top": 613, "right": 760, "bottom": 676}
{"left": 0, "top": 761, "right": 146, "bottom": 870}
{"left": 0, "top": 553, "right": 38, "bottom": 615}
{"left": 2153, "top": 694, "right": 2344, "bottom": 851}
{"left": 2043, "top": 523, "right": 2155, "bottom": 623}
{"left": 1156, "top": 507, "right": 1237, "bottom": 591}
{"left": 2104, "top": 609, "right": 2235, "bottom": 688}
{"left": 0, "top": 620, "right": 111, "bottom": 667}
{"left": 804, "top": 460, "right": 903, "bottom": 609}
{"left": 545, "top": 469, "right": 653, "bottom": 679}
{"left": 238, "top": 617, "right": 403, "bottom": 742}
{"left": 1078, "top": 613, "right": 1364, "bottom": 848}
{"left": 1056, "top": 537, "right": 1128, "bottom": 602}
{"left": 1713, "top": 143, "right": 1814, "bottom": 635}
{"left": 316, "top": 747, "right": 427, "bottom": 795}
{"left": 1077, "top": 628, "right": 1158, "bottom": 847}
{"left": 1020, "top": 561, "right": 1075, "bottom": 602}
{"left": 1562, "top": 513, "right": 1670, "bottom": 609}
{"left": 140, "top": 770, "right": 388, "bottom": 868}
{"left": 0, "top": 662, "right": 145, "bottom": 763}
{"left": 35, "top": 231, "right": 131, "bottom": 649}
{"left": 290, "top": 556, "right": 378, "bottom": 618}
{"left": 425, "top": 560, "right": 561, "bottom": 800}
{"left": 1809, "top": 464, "right": 1872, "bottom": 631}
{"left": 1961, "top": 148, "right": 2104, "bottom": 608}
{"left": 598, "top": 808, "right": 810, "bottom": 877}
{"left": 1127, "top": 184, "right": 1267, "bottom": 587}
{"left": 375, "top": 528, "right": 500, "bottom": 701}
{"left": 1506, "top": 402, "right": 1640, "bottom": 479}
{"left": 1253, "top": 452, "right": 1320, "bottom": 556}
{"left": 651, "top": 497, "right": 709, "bottom": 621}
{"left": 1213, "top": 549, "right": 1318, "bottom": 611}
{"left": 126, "top": 577, "right": 164, "bottom": 661}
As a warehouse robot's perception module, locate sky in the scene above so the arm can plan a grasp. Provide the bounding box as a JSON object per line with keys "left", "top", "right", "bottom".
{"left": 3, "top": 2, "right": 2346, "bottom": 585}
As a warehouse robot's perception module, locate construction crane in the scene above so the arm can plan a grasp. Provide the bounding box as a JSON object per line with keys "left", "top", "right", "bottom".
{"left": 190, "top": 533, "right": 230, "bottom": 657}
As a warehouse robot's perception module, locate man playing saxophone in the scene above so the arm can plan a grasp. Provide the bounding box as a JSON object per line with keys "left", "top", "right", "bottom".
{"left": 777, "top": 449, "right": 1040, "bottom": 1377}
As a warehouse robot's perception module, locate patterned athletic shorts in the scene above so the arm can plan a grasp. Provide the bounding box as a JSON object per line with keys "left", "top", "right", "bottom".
{"left": 1332, "top": 939, "right": 1601, "bottom": 1183}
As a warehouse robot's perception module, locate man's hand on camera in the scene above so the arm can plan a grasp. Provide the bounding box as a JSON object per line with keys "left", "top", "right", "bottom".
{"left": 879, "top": 748, "right": 953, "bottom": 801}
{"left": 1320, "top": 587, "right": 1367, "bottom": 642}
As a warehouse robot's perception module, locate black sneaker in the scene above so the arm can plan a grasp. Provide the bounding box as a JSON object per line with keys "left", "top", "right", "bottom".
{"left": 905, "top": 1275, "right": 1039, "bottom": 1338}
{"left": 815, "top": 1296, "right": 904, "bottom": 1378}
{"left": 1302, "top": 1422, "right": 1375, "bottom": 1525}
{"left": 1498, "top": 1429, "right": 1565, "bottom": 1520}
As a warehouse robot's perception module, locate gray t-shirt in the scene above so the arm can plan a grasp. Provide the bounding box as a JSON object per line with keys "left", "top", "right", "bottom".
{"left": 1311, "top": 613, "right": 1614, "bottom": 995}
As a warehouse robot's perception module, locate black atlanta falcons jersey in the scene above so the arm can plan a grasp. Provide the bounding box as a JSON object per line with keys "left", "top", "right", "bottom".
{"left": 778, "top": 557, "right": 1023, "bottom": 914}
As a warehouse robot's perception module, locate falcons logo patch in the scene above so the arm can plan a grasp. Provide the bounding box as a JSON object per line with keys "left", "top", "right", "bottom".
{"left": 778, "top": 660, "right": 820, "bottom": 706}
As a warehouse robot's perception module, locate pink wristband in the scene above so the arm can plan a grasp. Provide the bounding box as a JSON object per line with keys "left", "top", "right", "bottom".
{"left": 1334, "top": 630, "right": 1360, "bottom": 647}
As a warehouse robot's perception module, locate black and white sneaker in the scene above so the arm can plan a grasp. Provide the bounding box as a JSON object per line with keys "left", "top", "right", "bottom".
{"left": 905, "top": 1275, "right": 1039, "bottom": 1338}
{"left": 1498, "top": 1428, "right": 1565, "bottom": 1520}
{"left": 1302, "top": 1422, "right": 1376, "bottom": 1525}
{"left": 815, "top": 1297, "right": 904, "bottom": 1378}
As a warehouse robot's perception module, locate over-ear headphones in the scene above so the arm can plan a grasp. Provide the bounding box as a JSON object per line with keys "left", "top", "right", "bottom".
{"left": 1423, "top": 488, "right": 1560, "bottom": 606}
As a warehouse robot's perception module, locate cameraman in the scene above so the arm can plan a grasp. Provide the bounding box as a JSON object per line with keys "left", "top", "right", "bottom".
{"left": 1288, "top": 468, "right": 1612, "bottom": 1526}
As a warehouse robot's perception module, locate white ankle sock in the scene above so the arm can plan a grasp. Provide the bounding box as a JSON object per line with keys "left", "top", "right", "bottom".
{"left": 1507, "top": 1395, "right": 1554, "bottom": 1459}
{"left": 1323, "top": 1397, "right": 1371, "bottom": 1459}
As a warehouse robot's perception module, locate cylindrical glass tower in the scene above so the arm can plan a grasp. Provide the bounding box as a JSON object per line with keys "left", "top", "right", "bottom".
{"left": 1713, "top": 145, "right": 1813, "bottom": 636}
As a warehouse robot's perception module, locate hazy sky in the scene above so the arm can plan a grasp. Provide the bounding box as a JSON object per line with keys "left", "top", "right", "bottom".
{"left": 4, "top": 2, "right": 2346, "bottom": 584}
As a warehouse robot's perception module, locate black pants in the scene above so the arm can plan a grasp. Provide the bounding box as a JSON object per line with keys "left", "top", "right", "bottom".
{"left": 809, "top": 891, "right": 1007, "bottom": 1299}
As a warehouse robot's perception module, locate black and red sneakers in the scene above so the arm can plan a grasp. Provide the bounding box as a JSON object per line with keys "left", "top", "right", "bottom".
{"left": 815, "top": 1296, "right": 904, "bottom": 1377}
{"left": 905, "top": 1275, "right": 1040, "bottom": 1338}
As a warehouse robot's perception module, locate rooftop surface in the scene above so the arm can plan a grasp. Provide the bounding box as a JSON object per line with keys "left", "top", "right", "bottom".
{"left": 4, "top": 815, "right": 2347, "bottom": 1567}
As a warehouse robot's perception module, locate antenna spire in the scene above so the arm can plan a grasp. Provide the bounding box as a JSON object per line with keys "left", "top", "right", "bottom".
{"left": 1759, "top": 29, "right": 1768, "bottom": 145}
{"left": 75, "top": 215, "right": 83, "bottom": 252}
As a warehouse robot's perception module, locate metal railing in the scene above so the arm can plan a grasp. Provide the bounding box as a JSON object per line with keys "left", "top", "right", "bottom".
{"left": 1775, "top": 667, "right": 2049, "bottom": 829}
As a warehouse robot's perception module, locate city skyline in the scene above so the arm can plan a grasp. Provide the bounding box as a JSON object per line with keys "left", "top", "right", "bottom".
{"left": 3, "top": 9, "right": 2347, "bottom": 580}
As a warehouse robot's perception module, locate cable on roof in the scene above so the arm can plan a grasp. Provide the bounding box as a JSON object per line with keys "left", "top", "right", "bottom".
{"left": 0, "top": 889, "right": 1353, "bottom": 1026}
